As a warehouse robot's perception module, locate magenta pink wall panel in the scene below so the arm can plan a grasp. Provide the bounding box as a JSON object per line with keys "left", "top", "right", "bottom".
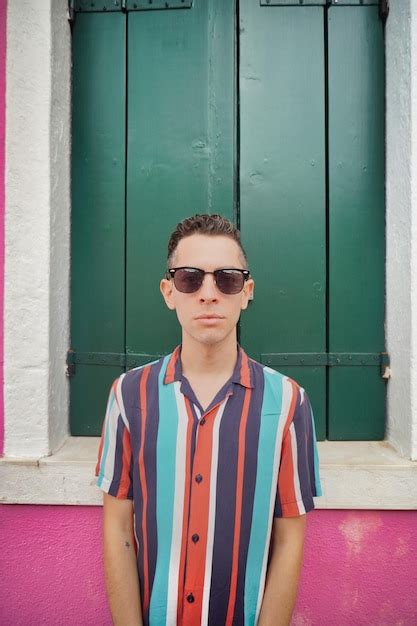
{"left": 0, "top": 506, "right": 416, "bottom": 625}
{"left": 0, "top": 0, "right": 6, "bottom": 456}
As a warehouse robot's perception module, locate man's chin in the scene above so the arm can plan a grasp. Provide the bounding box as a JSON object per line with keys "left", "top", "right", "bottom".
{"left": 190, "top": 328, "right": 235, "bottom": 347}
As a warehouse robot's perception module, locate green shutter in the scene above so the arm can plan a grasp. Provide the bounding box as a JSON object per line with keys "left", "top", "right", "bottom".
{"left": 69, "top": 2, "right": 387, "bottom": 441}
{"left": 328, "top": 5, "right": 385, "bottom": 439}
{"left": 70, "top": 13, "right": 126, "bottom": 435}
{"left": 125, "top": 0, "right": 235, "bottom": 357}
{"left": 239, "top": 1, "right": 327, "bottom": 440}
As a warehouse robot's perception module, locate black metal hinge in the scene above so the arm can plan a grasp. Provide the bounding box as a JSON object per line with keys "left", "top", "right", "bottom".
{"left": 66, "top": 349, "right": 391, "bottom": 379}
{"left": 69, "top": 0, "right": 192, "bottom": 13}
{"left": 66, "top": 349, "right": 163, "bottom": 377}
{"left": 261, "top": 352, "right": 391, "bottom": 379}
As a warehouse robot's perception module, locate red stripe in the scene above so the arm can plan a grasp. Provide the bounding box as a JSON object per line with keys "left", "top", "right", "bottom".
{"left": 182, "top": 402, "right": 220, "bottom": 626}
{"left": 225, "top": 386, "right": 252, "bottom": 625}
{"left": 277, "top": 381, "right": 299, "bottom": 515}
{"left": 117, "top": 426, "right": 132, "bottom": 498}
{"left": 165, "top": 345, "right": 180, "bottom": 384}
{"left": 138, "top": 366, "right": 151, "bottom": 613}
{"left": 240, "top": 350, "right": 252, "bottom": 387}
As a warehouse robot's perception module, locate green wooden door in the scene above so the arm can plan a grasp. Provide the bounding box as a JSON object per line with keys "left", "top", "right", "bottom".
{"left": 69, "top": 0, "right": 386, "bottom": 441}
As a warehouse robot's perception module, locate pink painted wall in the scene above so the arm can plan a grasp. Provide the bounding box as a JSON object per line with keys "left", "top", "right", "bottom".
{"left": 0, "top": 506, "right": 416, "bottom": 625}
{"left": 0, "top": 0, "right": 6, "bottom": 457}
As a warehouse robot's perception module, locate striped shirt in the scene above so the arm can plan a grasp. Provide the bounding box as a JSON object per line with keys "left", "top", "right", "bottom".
{"left": 95, "top": 342, "right": 323, "bottom": 626}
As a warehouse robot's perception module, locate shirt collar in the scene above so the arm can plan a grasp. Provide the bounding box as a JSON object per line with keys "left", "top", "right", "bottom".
{"left": 163, "top": 342, "right": 254, "bottom": 389}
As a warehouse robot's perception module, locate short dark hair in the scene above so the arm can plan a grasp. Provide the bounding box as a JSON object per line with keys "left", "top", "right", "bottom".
{"left": 166, "top": 213, "right": 249, "bottom": 270}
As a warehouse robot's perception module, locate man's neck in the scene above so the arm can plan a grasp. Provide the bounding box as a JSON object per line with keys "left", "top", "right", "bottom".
{"left": 180, "top": 332, "right": 239, "bottom": 380}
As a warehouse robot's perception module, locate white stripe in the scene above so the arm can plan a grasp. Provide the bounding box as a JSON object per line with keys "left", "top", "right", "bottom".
{"left": 255, "top": 377, "right": 294, "bottom": 623}
{"left": 200, "top": 395, "right": 230, "bottom": 626}
{"left": 114, "top": 373, "right": 130, "bottom": 431}
{"left": 166, "top": 381, "right": 189, "bottom": 626}
{"left": 101, "top": 379, "right": 124, "bottom": 483}
{"left": 133, "top": 510, "right": 140, "bottom": 551}
{"left": 194, "top": 405, "right": 202, "bottom": 448}
{"left": 289, "top": 422, "right": 306, "bottom": 515}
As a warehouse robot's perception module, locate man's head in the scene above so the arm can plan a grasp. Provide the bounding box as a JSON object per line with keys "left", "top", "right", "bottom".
{"left": 160, "top": 214, "right": 254, "bottom": 347}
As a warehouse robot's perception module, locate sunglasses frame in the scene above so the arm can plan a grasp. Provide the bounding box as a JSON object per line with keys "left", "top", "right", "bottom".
{"left": 165, "top": 266, "right": 251, "bottom": 294}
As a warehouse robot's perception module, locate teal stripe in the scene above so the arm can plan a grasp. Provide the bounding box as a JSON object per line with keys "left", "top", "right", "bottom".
{"left": 244, "top": 369, "right": 284, "bottom": 626}
{"left": 97, "top": 389, "right": 116, "bottom": 487}
{"left": 149, "top": 354, "right": 179, "bottom": 626}
{"left": 310, "top": 407, "right": 323, "bottom": 497}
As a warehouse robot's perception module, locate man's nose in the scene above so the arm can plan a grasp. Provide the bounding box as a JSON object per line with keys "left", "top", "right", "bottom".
{"left": 199, "top": 273, "right": 218, "bottom": 299}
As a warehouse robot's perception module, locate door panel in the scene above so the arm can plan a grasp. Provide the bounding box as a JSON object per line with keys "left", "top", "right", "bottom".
{"left": 70, "top": 13, "right": 126, "bottom": 435}
{"left": 126, "top": 1, "right": 235, "bottom": 357}
{"left": 328, "top": 5, "right": 385, "bottom": 439}
{"left": 239, "top": 2, "right": 327, "bottom": 439}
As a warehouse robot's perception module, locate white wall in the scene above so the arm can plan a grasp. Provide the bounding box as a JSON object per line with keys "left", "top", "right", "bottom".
{"left": 385, "top": 0, "right": 417, "bottom": 460}
{"left": 4, "top": 0, "right": 71, "bottom": 457}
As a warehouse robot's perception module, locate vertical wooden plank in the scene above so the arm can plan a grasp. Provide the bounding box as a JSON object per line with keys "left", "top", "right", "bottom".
{"left": 239, "top": 2, "right": 326, "bottom": 439}
{"left": 70, "top": 13, "right": 126, "bottom": 435}
{"left": 126, "top": 1, "right": 235, "bottom": 356}
{"left": 328, "top": 6, "right": 385, "bottom": 439}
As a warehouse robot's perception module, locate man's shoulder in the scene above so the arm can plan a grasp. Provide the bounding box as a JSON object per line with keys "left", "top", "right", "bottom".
{"left": 250, "top": 356, "right": 301, "bottom": 389}
{"left": 253, "top": 359, "right": 304, "bottom": 407}
{"left": 113, "top": 352, "right": 170, "bottom": 401}
{"left": 125, "top": 354, "right": 166, "bottom": 378}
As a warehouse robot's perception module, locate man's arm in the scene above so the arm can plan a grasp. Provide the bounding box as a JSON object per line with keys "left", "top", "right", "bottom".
{"left": 257, "top": 514, "right": 306, "bottom": 626}
{"left": 102, "top": 492, "right": 143, "bottom": 626}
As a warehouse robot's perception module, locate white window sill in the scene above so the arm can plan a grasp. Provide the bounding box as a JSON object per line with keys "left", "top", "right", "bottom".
{"left": 1, "top": 437, "right": 417, "bottom": 507}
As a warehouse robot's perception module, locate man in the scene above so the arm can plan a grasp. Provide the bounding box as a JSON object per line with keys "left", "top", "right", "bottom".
{"left": 95, "top": 213, "right": 323, "bottom": 626}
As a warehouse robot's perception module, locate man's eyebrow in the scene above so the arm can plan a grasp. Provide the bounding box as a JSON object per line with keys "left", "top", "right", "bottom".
{"left": 178, "top": 265, "right": 246, "bottom": 270}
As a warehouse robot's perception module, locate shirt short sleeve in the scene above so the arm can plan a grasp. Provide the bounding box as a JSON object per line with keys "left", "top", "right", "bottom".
{"left": 94, "top": 375, "right": 133, "bottom": 500}
{"left": 273, "top": 384, "right": 323, "bottom": 517}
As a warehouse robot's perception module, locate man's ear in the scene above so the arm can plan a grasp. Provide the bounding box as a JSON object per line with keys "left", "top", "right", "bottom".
{"left": 160, "top": 278, "right": 176, "bottom": 310}
{"left": 241, "top": 278, "right": 254, "bottom": 310}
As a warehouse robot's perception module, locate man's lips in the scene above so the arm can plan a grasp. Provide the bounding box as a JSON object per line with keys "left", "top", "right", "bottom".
{"left": 195, "top": 314, "right": 224, "bottom": 319}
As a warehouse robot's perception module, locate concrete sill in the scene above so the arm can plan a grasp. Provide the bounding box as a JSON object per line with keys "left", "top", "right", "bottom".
{"left": 1, "top": 437, "right": 417, "bottom": 508}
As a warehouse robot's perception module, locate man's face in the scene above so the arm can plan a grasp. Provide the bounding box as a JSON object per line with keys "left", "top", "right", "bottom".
{"left": 160, "top": 234, "right": 254, "bottom": 346}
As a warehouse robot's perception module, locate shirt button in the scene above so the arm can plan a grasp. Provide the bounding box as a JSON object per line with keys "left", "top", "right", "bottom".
{"left": 192, "top": 533, "right": 199, "bottom": 543}
{"left": 187, "top": 593, "right": 195, "bottom": 603}
{"left": 195, "top": 474, "right": 203, "bottom": 483}
{"left": 200, "top": 417, "right": 206, "bottom": 425}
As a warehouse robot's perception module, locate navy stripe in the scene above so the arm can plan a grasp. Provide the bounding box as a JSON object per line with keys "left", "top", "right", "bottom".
{"left": 233, "top": 365, "right": 265, "bottom": 626}
{"left": 208, "top": 383, "right": 245, "bottom": 626}
{"left": 108, "top": 415, "right": 125, "bottom": 497}
{"left": 294, "top": 389, "right": 311, "bottom": 501}
{"left": 143, "top": 359, "right": 164, "bottom": 609}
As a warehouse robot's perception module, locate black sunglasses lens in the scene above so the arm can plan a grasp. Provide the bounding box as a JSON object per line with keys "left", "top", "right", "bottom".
{"left": 174, "top": 268, "right": 204, "bottom": 293}
{"left": 216, "top": 270, "right": 245, "bottom": 294}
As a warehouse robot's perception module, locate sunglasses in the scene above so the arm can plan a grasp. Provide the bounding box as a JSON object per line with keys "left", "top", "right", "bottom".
{"left": 166, "top": 266, "right": 251, "bottom": 295}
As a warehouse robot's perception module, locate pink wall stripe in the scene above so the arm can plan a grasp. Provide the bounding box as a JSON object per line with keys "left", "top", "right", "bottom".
{"left": 0, "top": 0, "right": 6, "bottom": 456}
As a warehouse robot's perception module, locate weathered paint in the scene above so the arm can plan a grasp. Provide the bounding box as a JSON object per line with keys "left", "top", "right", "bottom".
{"left": 0, "top": 506, "right": 416, "bottom": 625}
{"left": 0, "top": 0, "right": 6, "bottom": 456}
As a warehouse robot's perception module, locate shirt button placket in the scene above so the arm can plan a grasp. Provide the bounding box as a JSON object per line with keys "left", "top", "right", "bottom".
{"left": 184, "top": 409, "right": 208, "bottom": 615}
{"left": 184, "top": 399, "right": 229, "bottom": 618}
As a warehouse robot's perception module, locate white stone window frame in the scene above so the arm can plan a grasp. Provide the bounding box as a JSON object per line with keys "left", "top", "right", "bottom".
{"left": 1, "top": 0, "right": 417, "bottom": 508}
